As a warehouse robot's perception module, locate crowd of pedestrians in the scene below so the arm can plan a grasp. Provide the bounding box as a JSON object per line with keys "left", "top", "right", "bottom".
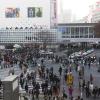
{"left": 63, "top": 55, "right": 100, "bottom": 100}
{"left": 0, "top": 47, "right": 100, "bottom": 100}
{"left": 19, "top": 65, "right": 61, "bottom": 100}
{"left": 0, "top": 48, "right": 68, "bottom": 100}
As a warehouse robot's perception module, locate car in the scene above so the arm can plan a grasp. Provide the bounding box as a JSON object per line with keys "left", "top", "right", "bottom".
{"left": 86, "top": 49, "right": 94, "bottom": 54}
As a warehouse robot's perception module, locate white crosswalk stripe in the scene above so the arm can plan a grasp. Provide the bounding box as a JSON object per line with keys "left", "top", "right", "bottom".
{"left": 19, "top": 74, "right": 51, "bottom": 95}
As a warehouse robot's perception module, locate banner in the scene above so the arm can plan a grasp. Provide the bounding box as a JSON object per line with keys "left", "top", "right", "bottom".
{"left": 5, "top": 8, "right": 20, "bottom": 18}
{"left": 28, "top": 7, "right": 42, "bottom": 17}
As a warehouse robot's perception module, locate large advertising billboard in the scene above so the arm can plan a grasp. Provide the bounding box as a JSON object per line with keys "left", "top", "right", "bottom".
{"left": 35, "top": 7, "right": 42, "bottom": 17}
{"left": 28, "top": 7, "right": 35, "bottom": 17}
{"left": 0, "top": 0, "right": 51, "bottom": 28}
{"left": 28, "top": 7, "right": 42, "bottom": 17}
{"left": 5, "top": 8, "right": 20, "bottom": 18}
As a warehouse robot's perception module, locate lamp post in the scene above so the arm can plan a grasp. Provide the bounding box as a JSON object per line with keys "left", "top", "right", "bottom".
{"left": 98, "top": 57, "right": 100, "bottom": 72}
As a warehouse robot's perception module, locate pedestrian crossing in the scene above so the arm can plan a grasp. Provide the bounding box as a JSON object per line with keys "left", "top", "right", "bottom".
{"left": 0, "top": 87, "right": 3, "bottom": 100}
{"left": 19, "top": 73, "right": 51, "bottom": 95}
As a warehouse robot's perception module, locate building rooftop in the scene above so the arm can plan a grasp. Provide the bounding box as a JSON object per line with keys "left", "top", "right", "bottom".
{"left": 3, "top": 75, "right": 18, "bottom": 82}
{"left": 58, "top": 23, "right": 97, "bottom": 26}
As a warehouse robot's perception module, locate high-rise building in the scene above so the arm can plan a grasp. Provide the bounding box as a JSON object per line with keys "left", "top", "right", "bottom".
{"left": 74, "top": 16, "right": 89, "bottom": 23}
{"left": 91, "top": 1, "right": 100, "bottom": 23}
{"left": 57, "top": 0, "right": 63, "bottom": 23}
{"left": 58, "top": 0, "right": 73, "bottom": 23}
{"left": 61, "top": 9, "right": 73, "bottom": 23}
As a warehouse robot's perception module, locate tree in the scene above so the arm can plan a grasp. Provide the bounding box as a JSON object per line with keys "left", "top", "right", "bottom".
{"left": 94, "top": 22, "right": 100, "bottom": 38}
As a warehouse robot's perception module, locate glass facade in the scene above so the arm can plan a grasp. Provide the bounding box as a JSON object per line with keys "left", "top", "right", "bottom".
{"left": 58, "top": 25, "right": 95, "bottom": 39}
{"left": 0, "top": 29, "right": 57, "bottom": 44}
{"left": 0, "top": 24, "right": 96, "bottom": 44}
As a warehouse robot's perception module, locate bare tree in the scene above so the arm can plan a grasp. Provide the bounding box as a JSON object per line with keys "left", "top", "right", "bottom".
{"left": 94, "top": 22, "right": 100, "bottom": 38}
{"left": 35, "top": 30, "right": 55, "bottom": 50}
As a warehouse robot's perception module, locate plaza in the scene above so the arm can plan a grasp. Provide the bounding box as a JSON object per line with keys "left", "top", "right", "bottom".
{"left": 0, "top": 0, "right": 100, "bottom": 100}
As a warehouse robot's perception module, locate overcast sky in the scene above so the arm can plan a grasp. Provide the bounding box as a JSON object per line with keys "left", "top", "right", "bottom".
{"left": 58, "top": 0, "right": 98, "bottom": 19}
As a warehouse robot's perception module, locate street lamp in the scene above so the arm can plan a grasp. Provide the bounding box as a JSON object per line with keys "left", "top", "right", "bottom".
{"left": 98, "top": 57, "right": 100, "bottom": 72}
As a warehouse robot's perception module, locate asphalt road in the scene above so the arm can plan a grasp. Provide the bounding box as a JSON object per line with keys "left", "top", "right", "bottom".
{"left": 0, "top": 49, "right": 100, "bottom": 100}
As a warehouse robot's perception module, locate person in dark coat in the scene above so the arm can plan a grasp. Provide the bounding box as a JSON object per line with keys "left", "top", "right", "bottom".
{"left": 59, "top": 66, "right": 62, "bottom": 76}
{"left": 25, "top": 83, "right": 28, "bottom": 93}
{"left": 0, "top": 80, "right": 2, "bottom": 88}
{"left": 32, "top": 89, "right": 35, "bottom": 100}
{"left": 63, "top": 89, "right": 67, "bottom": 99}
{"left": 98, "top": 87, "right": 100, "bottom": 96}
{"left": 85, "top": 85, "right": 90, "bottom": 98}
{"left": 20, "top": 78, "right": 24, "bottom": 88}
{"left": 93, "top": 86, "right": 98, "bottom": 98}
{"left": 23, "top": 96, "right": 28, "bottom": 100}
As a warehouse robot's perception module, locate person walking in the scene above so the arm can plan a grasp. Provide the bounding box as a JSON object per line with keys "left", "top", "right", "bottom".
{"left": 59, "top": 66, "right": 62, "bottom": 76}
{"left": 25, "top": 83, "right": 28, "bottom": 93}
{"left": 90, "top": 74, "right": 93, "bottom": 83}
{"left": 63, "top": 88, "right": 67, "bottom": 99}
{"left": 23, "top": 96, "right": 28, "bottom": 100}
{"left": 32, "top": 89, "right": 35, "bottom": 100}
{"left": 89, "top": 82, "right": 94, "bottom": 95}
{"left": 85, "top": 85, "right": 90, "bottom": 98}
{"left": 88, "top": 62, "right": 91, "bottom": 69}
{"left": 68, "top": 86, "right": 73, "bottom": 99}
{"left": 0, "top": 80, "right": 2, "bottom": 88}
{"left": 92, "top": 86, "right": 98, "bottom": 98}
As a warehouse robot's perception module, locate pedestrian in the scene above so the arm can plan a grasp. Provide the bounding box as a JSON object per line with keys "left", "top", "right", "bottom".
{"left": 23, "top": 96, "right": 28, "bottom": 100}
{"left": 50, "top": 67, "right": 53, "bottom": 74}
{"left": 25, "top": 83, "right": 28, "bottom": 93}
{"left": 89, "top": 82, "right": 94, "bottom": 95}
{"left": 82, "top": 79, "right": 85, "bottom": 91}
{"left": 35, "top": 83, "right": 40, "bottom": 100}
{"left": 81, "top": 66, "right": 84, "bottom": 76}
{"left": 48, "top": 88, "right": 52, "bottom": 100}
{"left": 20, "top": 78, "right": 24, "bottom": 88}
{"left": 98, "top": 87, "right": 100, "bottom": 96}
{"left": 35, "top": 89, "right": 40, "bottom": 100}
{"left": 85, "top": 85, "right": 90, "bottom": 98}
{"left": 0, "top": 79, "right": 2, "bottom": 88}
{"left": 77, "top": 65, "right": 81, "bottom": 75}
{"left": 59, "top": 66, "right": 62, "bottom": 76}
{"left": 64, "top": 73, "right": 67, "bottom": 82}
{"left": 92, "top": 86, "right": 98, "bottom": 98}
{"left": 88, "top": 62, "right": 91, "bottom": 69}
{"left": 63, "top": 89, "right": 67, "bottom": 99}
{"left": 32, "top": 89, "right": 35, "bottom": 100}
{"left": 77, "top": 96, "right": 81, "bottom": 100}
{"left": 90, "top": 74, "right": 93, "bottom": 83}
{"left": 68, "top": 86, "right": 73, "bottom": 99}
{"left": 46, "top": 68, "right": 49, "bottom": 77}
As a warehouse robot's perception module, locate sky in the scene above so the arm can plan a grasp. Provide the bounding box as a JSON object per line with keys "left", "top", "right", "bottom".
{"left": 59, "top": 0, "right": 98, "bottom": 19}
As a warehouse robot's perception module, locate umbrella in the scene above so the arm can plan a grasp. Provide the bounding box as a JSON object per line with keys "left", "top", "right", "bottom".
{"left": 13, "top": 44, "right": 21, "bottom": 48}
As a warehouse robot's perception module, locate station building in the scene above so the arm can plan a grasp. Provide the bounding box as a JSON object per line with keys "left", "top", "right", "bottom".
{"left": 58, "top": 23, "right": 100, "bottom": 43}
